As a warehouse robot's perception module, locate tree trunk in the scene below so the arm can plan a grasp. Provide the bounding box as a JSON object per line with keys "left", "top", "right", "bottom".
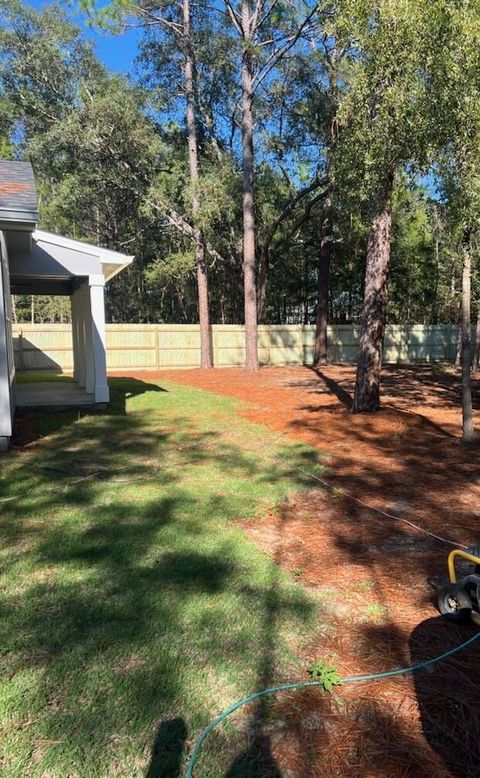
{"left": 474, "top": 306, "right": 480, "bottom": 373}
{"left": 183, "top": 0, "right": 213, "bottom": 368}
{"left": 461, "top": 241, "right": 475, "bottom": 441}
{"left": 455, "top": 303, "right": 462, "bottom": 367}
{"left": 241, "top": 2, "right": 258, "bottom": 371}
{"left": 352, "top": 176, "right": 393, "bottom": 412}
{"left": 313, "top": 196, "right": 333, "bottom": 366}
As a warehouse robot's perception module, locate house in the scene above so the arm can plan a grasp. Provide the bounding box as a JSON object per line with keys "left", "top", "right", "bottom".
{"left": 0, "top": 160, "right": 133, "bottom": 451}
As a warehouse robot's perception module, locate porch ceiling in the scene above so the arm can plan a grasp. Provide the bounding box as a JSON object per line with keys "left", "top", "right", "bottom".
{"left": 10, "top": 276, "right": 76, "bottom": 295}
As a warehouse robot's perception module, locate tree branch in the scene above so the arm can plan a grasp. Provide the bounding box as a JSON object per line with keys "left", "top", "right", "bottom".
{"left": 250, "top": 0, "right": 264, "bottom": 34}
{"left": 252, "top": 5, "right": 318, "bottom": 93}
{"left": 278, "top": 189, "right": 328, "bottom": 247}
{"left": 256, "top": 0, "right": 281, "bottom": 30}
{"left": 148, "top": 198, "right": 227, "bottom": 265}
{"left": 135, "top": 6, "right": 183, "bottom": 35}
{"left": 115, "top": 157, "right": 227, "bottom": 266}
{"left": 263, "top": 175, "right": 328, "bottom": 252}
{"left": 222, "top": 0, "right": 244, "bottom": 36}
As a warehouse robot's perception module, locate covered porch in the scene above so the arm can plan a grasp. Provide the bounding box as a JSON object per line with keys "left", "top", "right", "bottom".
{"left": 8, "top": 230, "right": 133, "bottom": 407}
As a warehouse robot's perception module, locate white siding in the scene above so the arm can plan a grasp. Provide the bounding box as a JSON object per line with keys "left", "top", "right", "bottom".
{"left": 0, "top": 230, "right": 13, "bottom": 441}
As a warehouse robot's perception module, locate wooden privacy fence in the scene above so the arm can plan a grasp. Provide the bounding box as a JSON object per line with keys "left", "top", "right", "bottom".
{"left": 12, "top": 323, "right": 468, "bottom": 373}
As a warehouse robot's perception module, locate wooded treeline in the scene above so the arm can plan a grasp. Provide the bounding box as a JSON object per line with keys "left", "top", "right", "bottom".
{"left": 1, "top": 0, "right": 480, "bottom": 423}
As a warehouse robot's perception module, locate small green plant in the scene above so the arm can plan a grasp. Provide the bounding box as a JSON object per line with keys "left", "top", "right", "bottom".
{"left": 364, "top": 603, "right": 388, "bottom": 622}
{"left": 354, "top": 580, "right": 374, "bottom": 592}
{"left": 331, "top": 487, "right": 343, "bottom": 501}
{"left": 308, "top": 660, "right": 341, "bottom": 692}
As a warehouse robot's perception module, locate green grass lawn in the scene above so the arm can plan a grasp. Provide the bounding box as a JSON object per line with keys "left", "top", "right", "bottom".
{"left": 0, "top": 376, "right": 326, "bottom": 777}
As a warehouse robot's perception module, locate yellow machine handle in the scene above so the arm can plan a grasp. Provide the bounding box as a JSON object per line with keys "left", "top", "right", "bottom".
{"left": 448, "top": 549, "right": 480, "bottom": 584}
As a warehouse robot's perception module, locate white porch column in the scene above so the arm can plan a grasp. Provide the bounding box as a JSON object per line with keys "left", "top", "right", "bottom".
{"left": 0, "top": 232, "right": 13, "bottom": 450}
{"left": 0, "top": 264, "right": 12, "bottom": 450}
{"left": 70, "top": 287, "right": 81, "bottom": 384}
{"left": 70, "top": 284, "right": 87, "bottom": 389}
{"left": 84, "top": 282, "right": 94, "bottom": 395}
{"left": 88, "top": 274, "right": 109, "bottom": 404}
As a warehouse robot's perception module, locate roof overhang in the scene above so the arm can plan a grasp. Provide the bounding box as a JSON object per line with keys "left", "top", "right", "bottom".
{"left": 0, "top": 211, "right": 38, "bottom": 228}
{"left": 8, "top": 230, "right": 134, "bottom": 294}
{"left": 33, "top": 230, "right": 134, "bottom": 282}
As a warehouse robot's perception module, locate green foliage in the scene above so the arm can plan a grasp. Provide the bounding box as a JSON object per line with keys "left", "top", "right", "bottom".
{"left": 308, "top": 659, "right": 342, "bottom": 692}
{"left": 0, "top": 129, "right": 13, "bottom": 158}
{"left": 144, "top": 250, "right": 196, "bottom": 284}
{"left": 14, "top": 295, "right": 71, "bottom": 323}
{"left": 0, "top": 0, "right": 100, "bottom": 137}
{"left": 333, "top": 1, "right": 447, "bottom": 211}
{"left": 388, "top": 183, "right": 445, "bottom": 323}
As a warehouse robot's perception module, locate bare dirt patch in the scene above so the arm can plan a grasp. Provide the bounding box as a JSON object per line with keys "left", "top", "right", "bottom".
{"left": 112, "top": 365, "right": 480, "bottom": 776}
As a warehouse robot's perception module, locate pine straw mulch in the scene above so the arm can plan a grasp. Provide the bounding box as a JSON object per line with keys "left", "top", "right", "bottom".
{"left": 122, "top": 365, "right": 480, "bottom": 776}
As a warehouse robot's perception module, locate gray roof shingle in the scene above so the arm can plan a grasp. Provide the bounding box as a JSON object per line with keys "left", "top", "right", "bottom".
{"left": 0, "top": 160, "right": 38, "bottom": 223}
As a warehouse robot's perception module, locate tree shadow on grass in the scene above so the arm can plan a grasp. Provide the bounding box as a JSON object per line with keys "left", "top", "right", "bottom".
{"left": 10, "top": 377, "right": 168, "bottom": 448}
{"left": 224, "top": 565, "right": 284, "bottom": 778}
{"left": 224, "top": 501, "right": 312, "bottom": 778}
{"left": 110, "top": 365, "right": 480, "bottom": 776}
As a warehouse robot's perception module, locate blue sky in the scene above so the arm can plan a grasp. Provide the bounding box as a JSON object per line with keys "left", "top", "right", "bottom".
{"left": 27, "top": 0, "right": 140, "bottom": 73}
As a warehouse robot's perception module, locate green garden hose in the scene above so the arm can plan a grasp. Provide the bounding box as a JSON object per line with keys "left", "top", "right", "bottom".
{"left": 186, "top": 628, "right": 480, "bottom": 777}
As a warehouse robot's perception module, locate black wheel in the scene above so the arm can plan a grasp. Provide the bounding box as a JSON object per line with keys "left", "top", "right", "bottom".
{"left": 438, "top": 584, "right": 472, "bottom": 624}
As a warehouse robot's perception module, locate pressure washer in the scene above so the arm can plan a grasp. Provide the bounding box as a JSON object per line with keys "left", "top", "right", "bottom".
{"left": 436, "top": 546, "right": 480, "bottom": 626}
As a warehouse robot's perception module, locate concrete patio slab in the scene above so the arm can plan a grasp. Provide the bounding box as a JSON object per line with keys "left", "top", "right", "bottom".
{"left": 16, "top": 382, "right": 95, "bottom": 408}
